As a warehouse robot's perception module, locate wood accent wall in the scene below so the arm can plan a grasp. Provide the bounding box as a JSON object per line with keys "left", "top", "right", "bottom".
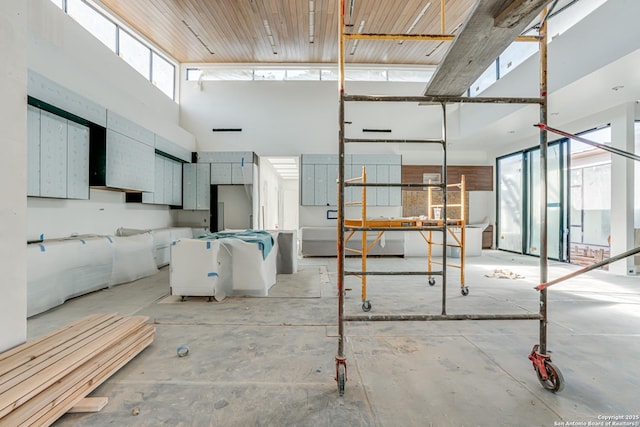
{"left": 402, "top": 165, "right": 493, "bottom": 191}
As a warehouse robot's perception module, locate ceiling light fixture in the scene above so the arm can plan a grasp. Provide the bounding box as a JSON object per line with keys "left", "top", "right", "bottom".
{"left": 349, "top": 20, "right": 366, "bottom": 55}
{"left": 263, "top": 19, "right": 278, "bottom": 54}
{"left": 399, "top": 2, "right": 431, "bottom": 45}
{"left": 182, "top": 20, "right": 214, "bottom": 55}
{"left": 309, "top": 1, "right": 315, "bottom": 43}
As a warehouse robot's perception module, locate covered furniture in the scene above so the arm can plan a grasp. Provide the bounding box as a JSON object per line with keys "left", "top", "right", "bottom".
{"left": 170, "top": 230, "right": 279, "bottom": 299}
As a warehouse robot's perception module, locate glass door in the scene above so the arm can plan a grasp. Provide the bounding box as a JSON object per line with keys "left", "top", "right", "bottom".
{"left": 526, "top": 142, "right": 568, "bottom": 261}
{"left": 497, "top": 153, "right": 524, "bottom": 252}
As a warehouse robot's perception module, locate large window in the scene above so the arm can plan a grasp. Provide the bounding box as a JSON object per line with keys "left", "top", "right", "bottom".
{"left": 497, "top": 126, "right": 613, "bottom": 266}
{"left": 187, "top": 66, "right": 435, "bottom": 82}
{"left": 469, "top": 0, "right": 608, "bottom": 96}
{"left": 497, "top": 140, "right": 568, "bottom": 261}
{"left": 51, "top": 0, "right": 176, "bottom": 100}
{"left": 66, "top": 0, "right": 116, "bottom": 52}
{"left": 119, "top": 30, "right": 151, "bottom": 79}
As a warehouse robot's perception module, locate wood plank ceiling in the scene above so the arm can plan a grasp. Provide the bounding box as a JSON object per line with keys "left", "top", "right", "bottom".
{"left": 97, "top": 0, "right": 477, "bottom": 65}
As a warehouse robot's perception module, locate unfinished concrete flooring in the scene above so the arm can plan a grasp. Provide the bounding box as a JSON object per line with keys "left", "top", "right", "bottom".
{"left": 27, "top": 250, "right": 640, "bottom": 426}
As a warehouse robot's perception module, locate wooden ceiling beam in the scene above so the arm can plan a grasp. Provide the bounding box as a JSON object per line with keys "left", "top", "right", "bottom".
{"left": 423, "top": 0, "right": 549, "bottom": 96}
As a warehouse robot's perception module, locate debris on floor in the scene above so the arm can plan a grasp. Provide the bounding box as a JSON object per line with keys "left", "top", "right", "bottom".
{"left": 484, "top": 269, "right": 525, "bottom": 279}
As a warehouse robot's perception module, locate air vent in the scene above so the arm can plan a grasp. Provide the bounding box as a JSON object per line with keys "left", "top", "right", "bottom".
{"left": 212, "top": 128, "right": 242, "bottom": 132}
{"left": 363, "top": 128, "right": 392, "bottom": 133}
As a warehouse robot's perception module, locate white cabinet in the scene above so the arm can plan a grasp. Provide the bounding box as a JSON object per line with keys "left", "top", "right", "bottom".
{"left": 143, "top": 155, "right": 183, "bottom": 206}
{"left": 105, "top": 130, "right": 155, "bottom": 192}
{"left": 106, "top": 110, "right": 154, "bottom": 147}
{"left": 40, "top": 111, "right": 68, "bottom": 198}
{"left": 27, "top": 107, "right": 90, "bottom": 200}
{"left": 301, "top": 163, "right": 315, "bottom": 206}
{"left": 183, "top": 163, "right": 210, "bottom": 210}
{"left": 201, "top": 151, "right": 256, "bottom": 185}
{"left": 301, "top": 154, "right": 401, "bottom": 206}
{"left": 314, "top": 164, "right": 328, "bottom": 205}
{"left": 211, "top": 163, "right": 232, "bottom": 184}
{"left": 231, "top": 162, "right": 253, "bottom": 184}
{"left": 67, "top": 121, "right": 90, "bottom": 199}
{"left": 389, "top": 164, "right": 401, "bottom": 206}
{"left": 27, "top": 106, "right": 41, "bottom": 197}
{"left": 172, "top": 161, "right": 182, "bottom": 205}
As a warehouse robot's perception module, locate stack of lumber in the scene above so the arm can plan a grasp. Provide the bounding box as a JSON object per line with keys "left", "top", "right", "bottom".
{"left": 0, "top": 313, "right": 154, "bottom": 426}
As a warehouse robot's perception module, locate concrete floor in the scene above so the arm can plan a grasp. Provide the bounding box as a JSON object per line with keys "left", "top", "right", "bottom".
{"left": 28, "top": 250, "right": 640, "bottom": 427}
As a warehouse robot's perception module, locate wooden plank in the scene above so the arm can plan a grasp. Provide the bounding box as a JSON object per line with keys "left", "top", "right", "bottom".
{"left": 424, "top": 0, "right": 547, "bottom": 96}
{"left": 28, "top": 329, "right": 155, "bottom": 427}
{"left": 0, "top": 316, "right": 148, "bottom": 418}
{"left": 67, "top": 397, "right": 109, "bottom": 413}
{"left": 0, "top": 313, "right": 120, "bottom": 379}
{"left": 0, "top": 314, "right": 125, "bottom": 393}
{"left": 3, "top": 325, "right": 154, "bottom": 426}
{"left": 0, "top": 313, "right": 115, "bottom": 364}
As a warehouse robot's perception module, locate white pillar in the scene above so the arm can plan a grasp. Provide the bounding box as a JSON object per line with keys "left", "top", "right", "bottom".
{"left": 0, "top": 2, "right": 27, "bottom": 350}
{"left": 609, "top": 102, "right": 635, "bottom": 275}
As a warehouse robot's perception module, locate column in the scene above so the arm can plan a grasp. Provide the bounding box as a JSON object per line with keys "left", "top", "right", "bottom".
{"left": 0, "top": 2, "right": 28, "bottom": 350}
{"left": 609, "top": 102, "right": 635, "bottom": 275}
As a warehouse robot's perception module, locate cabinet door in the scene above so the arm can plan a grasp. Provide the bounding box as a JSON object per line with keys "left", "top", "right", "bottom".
{"left": 196, "top": 163, "right": 211, "bottom": 210}
{"left": 327, "top": 164, "right": 338, "bottom": 206}
{"left": 301, "top": 163, "right": 315, "bottom": 206}
{"left": 40, "top": 111, "right": 68, "bottom": 198}
{"left": 211, "top": 163, "right": 231, "bottom": 184}
{"left": 389, "top": 164, "right": 401, "bottom": 206}
{"left": 154, "top": 155, "right": 165, "bottom": 204}
{"left": 106, "top": 130, "right": 155, "bottom": 192}
{"left": 182, "top": 164, "right": 196, "bottom": 209}
{"left": 314, "top": 164, "right": 328, "bottom": 205}
{"left": 173, "top": 161, "right": 182, "bottom": 206}
{"left": 376, "top": 165, "right": 390, "bottom": 206}
{"left": 231, "top": 162, "right": 252, "bottom": 184}
{"left": 66, "top": 121, "right": 90, "bottom": 200}
{"left": 163, "top": 158, "right": 173, "bottom": 204}
{"left": 27, "top": 106, "right": 41, "bottom": 197}
{"left": 353, "top": 164, "right": 376, "bottom": 206}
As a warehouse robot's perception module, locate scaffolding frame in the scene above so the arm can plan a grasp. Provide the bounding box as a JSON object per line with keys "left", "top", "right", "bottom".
{"left": 335, "top": 0, "right": 561, "bottom": 396}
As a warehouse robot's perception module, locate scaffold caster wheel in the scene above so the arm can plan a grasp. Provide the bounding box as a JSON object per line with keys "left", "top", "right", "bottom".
{"left": 461, "top": 286, "right": 469, "bottom": 296}
{"left": 428, "top": 278, "right": 436, "bottom": 286}
{"left": 180, "top": 296, "right": 186, "bottom": 302}
{"left": 362, "top": 300, "right": 372, "bottom": 312}
{"left": 535, "top": 361, "right": 564, "bottom": 393}
{"left": 337, "top": 363, "right": 346, "bottom": 396}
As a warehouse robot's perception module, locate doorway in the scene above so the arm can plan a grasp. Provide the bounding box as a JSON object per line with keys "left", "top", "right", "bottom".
{"left": 260, "top": 157, "right": 299, "bottom": 232}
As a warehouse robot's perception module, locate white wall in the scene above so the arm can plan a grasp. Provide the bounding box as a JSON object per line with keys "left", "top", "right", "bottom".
{"left": 0, "top": 2, "right": 28, "bottom": 351}
{"left": 259, "top": 160, "right": 282, "bottom": 230}
{"left": 282, "top": 180, "right": 299, "bottom": 231}
{"left": 27, "top": 189, "right": 175, "bottom": 240}
{"left": 26, "top": 0, "right": 197, "bottom": 240}
{"left": 180, "top": 78, "right": 491, "bottom": 165}
{"left": 29, "top": 0, "right": 194, "bottom": 149}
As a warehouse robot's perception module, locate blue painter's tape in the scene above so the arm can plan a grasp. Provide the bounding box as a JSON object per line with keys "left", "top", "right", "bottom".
{"left": 241, "top": 157, "right": 244, "bottom": 167}
{"left": 206, "top": 241, "right": 211, "bottom": 249}
{"left": 39, "top": 234, "right": 44, "bottom": 240}
{"left": 106, "top": 236, "right": 113, "bottom": 243}
{"left": 172, "top": 241, "right": 177, "bottom": 246}
{"left": 207, "top": 272, "right": 219, "bottom": 277}
{"left": 80, "top": 240, "right": 86, "bottom": 245}
{"left": 39, "top": 244, "right": 45, "bottom": 252}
